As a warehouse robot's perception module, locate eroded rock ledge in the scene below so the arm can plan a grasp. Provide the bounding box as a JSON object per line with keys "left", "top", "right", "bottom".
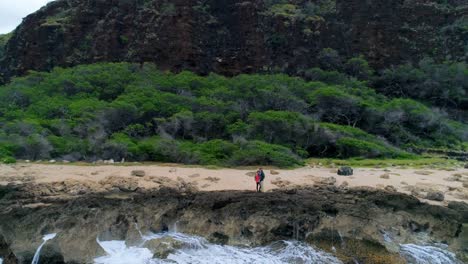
{"left": 0, "top": 184, "right": 467, "bottom": 263}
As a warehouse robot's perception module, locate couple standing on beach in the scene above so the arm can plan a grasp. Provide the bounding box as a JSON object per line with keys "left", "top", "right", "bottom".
{"left": 255, "top": 168, "right": 265, "bottom": 192}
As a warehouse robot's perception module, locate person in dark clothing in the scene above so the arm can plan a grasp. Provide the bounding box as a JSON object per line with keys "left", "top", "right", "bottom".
{"left": 258, "top": 168, "right": 265, "bottom": 192}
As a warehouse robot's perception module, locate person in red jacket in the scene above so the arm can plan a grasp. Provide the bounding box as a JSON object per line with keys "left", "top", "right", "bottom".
{"left": 255, "top": 171, "right": 261, "bottom": 192}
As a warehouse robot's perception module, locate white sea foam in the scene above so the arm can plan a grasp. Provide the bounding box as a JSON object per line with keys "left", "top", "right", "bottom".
{"left": 94, "top": 240, "right": 154, "bottom": 264}
{"left": 95, "top": 232, "right": 343, "bottom": 264}
{"left": 31, "top": 233, "right": 57, "bottom": 264}
{"left": 94, "top": 229, "right": 464, "bottom": 264}
{"left": 400, "top": 244, "right": 461, "bottom": 264}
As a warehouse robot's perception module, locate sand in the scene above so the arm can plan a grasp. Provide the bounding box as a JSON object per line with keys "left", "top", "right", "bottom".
{"left": 1, "top": 162, "right": 467, "bottom": 205}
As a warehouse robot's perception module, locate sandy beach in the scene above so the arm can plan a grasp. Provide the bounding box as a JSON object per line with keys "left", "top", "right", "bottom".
{"left": 1, "top": 162, "right": 467, "bottom": 205}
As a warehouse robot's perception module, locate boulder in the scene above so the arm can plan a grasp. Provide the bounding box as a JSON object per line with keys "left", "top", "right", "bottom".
{"left": 385, "top": 185, "right": 397, "bottom": 192}
{"left": 270, "top": 170, "right": 280, "bottom": 175}
{"left": 426, "top": 191, "right": 445, "bottom": 201}
{"left": 99, "top": 176, "right": 138, "bottom": 192}
{"left": 144, "top": 237, "right": 183, "bottom": 259}
{"left": 337, "top": 166, "right": 353, "bottom": 176}
{"left": 314, "top": 176, "right": 337, "bottom": 186}
{"left": 380, "top": 174, "right": 390, "bottom": 179}
{"left": 131, "top": 170, "right": 146, "bottom": 177}
{"left": 339, "top": 181, "right": 349, "bottom": 188}
{"left": 464, "top": 163, "right": 468, "bottom": 169}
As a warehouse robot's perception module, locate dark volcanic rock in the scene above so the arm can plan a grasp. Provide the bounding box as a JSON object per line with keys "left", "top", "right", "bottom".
{"left": 0, "top": 235, "right": 18, "bottom": 264}
{"left": 337, "top": 166, "right": 353, "bottom": 176}
{"left": 448, "top": 201, "right": 468, "bottom": 222}
{"left": 426, "top": 191, "right": 445, "bottom": 201}
{"left": 0, "top": 0, "right": 466, "bottom": 82}
{"left": 0, "top": 183, "right": 467, "bottom": 263}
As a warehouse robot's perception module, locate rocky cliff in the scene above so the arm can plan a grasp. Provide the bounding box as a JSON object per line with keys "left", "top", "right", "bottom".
{"left": 0, "top": 182, "right": 467, "bottom": 263}
{"left": 0, "top": 0, "right": 466, "bottom": 82}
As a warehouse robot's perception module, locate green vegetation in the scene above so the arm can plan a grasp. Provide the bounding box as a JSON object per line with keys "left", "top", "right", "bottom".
{"left": 42, "top": 8, "right": 71, "bottom": 27}
{"left": 160, "top": 2, "right": 177, "bottom": 16}
{"left": 265, "top": 3, "right": 300, "bottom": 18}
{"left": 2, "top": 157, "right": 16, "bottom": 164}
{"left": 308, "top": 157, "right": 462, "bottom": 168}
{"left": 0, "top": 62, "right": 465, "bottom": 167}
{"left": 0, "top": 33, "right": 12, "bottom": 59}
{"left": 264, "top": 0, "right": 336, "bottom": 20}
{"left": 374, "top": 58, "right": 467, "bottom": 110}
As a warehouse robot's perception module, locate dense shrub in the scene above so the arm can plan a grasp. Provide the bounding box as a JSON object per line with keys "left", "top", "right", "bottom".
{"left": 374, "top": 59, "right": 467, "bottom": 111}
{"left": 317, "top": 48, "right": 342, "bottom": 71}
{"left": 229, "top": 140, "right": 304, "bottom": 167}
{"left": 0, "top": 62, "right": 465, "bottom": 167}
{"left": 2, "top": 157, "right": 16, "bottom": 164}
{"left": 336, "top": 138, "right": 402, "bottom": 158}
{"left": 344, "top": 56, "right": 374, "bottom": 80}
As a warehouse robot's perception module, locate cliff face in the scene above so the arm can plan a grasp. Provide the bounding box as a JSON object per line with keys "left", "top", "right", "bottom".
{"left": 0, "top": 184, "right": 467, "bottom": 263}
{"left": 0, "top": 0, "right": 466, "bottom": 81}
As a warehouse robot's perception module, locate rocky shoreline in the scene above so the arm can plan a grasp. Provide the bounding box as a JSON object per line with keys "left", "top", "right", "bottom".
{"left": 0, "top": 181, "right": 467, "bottom": 263}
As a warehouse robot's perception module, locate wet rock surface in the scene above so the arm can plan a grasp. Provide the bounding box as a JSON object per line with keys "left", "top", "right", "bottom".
{"left": 0, "top": 182, "right": 467, "bottom": 263}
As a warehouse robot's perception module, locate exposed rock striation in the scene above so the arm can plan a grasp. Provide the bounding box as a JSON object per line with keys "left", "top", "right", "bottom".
{"left": 0, "top": 182, "right": 467, "bottom": 263}
{"left": 0, "top": 0, "right": 466, "bottom": 82}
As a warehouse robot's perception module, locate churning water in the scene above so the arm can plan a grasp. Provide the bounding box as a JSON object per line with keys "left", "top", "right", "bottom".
{"left": 22, "top": 229, "right": 461, "bottom": 264}
{"left": 95, "top": 232, "right": 343, "bottom": 264}
{"left": 400, "top": 244, "right": 462, "bottom": 264}
{"left": 31, "top": 233, "right": 57, "bottom": 264}
{"left": 93, "top": 231, "right": 464, "bottom": 264}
